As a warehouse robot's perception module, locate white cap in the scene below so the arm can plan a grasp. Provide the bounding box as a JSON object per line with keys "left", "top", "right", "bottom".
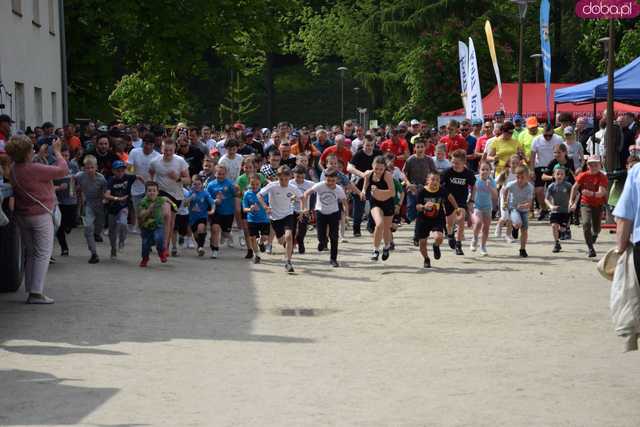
{"left": 410, "top": 119, "right": 420, "bottom": 126}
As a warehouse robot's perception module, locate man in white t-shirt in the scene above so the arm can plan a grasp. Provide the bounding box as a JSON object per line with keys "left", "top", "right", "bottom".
{"left": 218, "top": 139, "right": 244, "bottom": 181}
{"left": 258, "top": 165, "right": 303, "bottom": 273}
{"left": 149, "top": 138, "right": 191, "bottom": 254}
{"left": 302, "top": 167, "right": 347, "bottom": 267}
{"left": 530, "top": 125, "right": 563, "bottom": 219}
{"left": 127, "top": 134, "right": 161, "bottom": 232}
{"left": 350, "top": 125, "right": 366, "bottom": 154}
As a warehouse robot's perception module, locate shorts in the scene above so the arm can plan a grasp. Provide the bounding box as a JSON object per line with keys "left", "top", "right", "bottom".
{"left": 211, "top": 212, "right": 234, "bottom": 233}
{"left": 534, "top": 167, "right": 546, "bottom": 188}
{"left": 549, "top": 212, "right": 569, "bottom": 227}
{"left": 444, "top": 200, "right": 467, "bottom": 217}
{"left": 174, "top": 214, "right": 189, "bottom": 235}
{"left": 248, "top": 222, "right": 270, "bottom": 237}
{"left": 190, "top": 218, "right": 207, "bottom": 233}
{"left": 510, "top": 209, "right": 529, "bottom": 230}
{"left": 499, "top": 189, "right": 510, "bottom": 221}
{"left": 158, "top": 190, "right": 180, "bottom": 213}
{"left": 474, "top": 208, "right": 492, "bottom": 220}
{"left": 271, "top": 214, "right": 295, "bottom": 239}
{"left": 415, "top": 218, "right": 445, "bottom": 240}
{"left": 371, "top": 198, "right": 395, "bottom": 217}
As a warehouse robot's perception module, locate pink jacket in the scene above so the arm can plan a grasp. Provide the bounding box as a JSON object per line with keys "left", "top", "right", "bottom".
{"left": 12, "top": 156, "right": 69, "bottom": 217}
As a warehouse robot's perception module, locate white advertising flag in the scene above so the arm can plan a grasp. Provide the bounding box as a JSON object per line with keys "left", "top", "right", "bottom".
{"left": 458, "top": 41, "right": 469, "bottom": 118}
{"left": 467, "top": 37, "right": 484, "bottom": 122}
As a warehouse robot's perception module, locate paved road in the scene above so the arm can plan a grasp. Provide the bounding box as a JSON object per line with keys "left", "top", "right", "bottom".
{"left": 1, "top": 222, "right": 639, "bottom": 426}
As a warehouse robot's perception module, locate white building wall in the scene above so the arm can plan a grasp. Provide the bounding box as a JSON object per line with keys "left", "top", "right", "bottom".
{"left": 0, "top": 0, "right": 63, "bottom": 132}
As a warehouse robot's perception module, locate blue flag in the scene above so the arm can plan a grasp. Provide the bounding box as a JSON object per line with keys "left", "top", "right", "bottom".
{"left": 540, "top": 0, "right": 552, "bottom": 123}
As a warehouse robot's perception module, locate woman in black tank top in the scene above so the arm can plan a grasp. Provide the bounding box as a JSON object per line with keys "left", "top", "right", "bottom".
{"left": 361, "top": 156, "right": 396, "bottom": 261}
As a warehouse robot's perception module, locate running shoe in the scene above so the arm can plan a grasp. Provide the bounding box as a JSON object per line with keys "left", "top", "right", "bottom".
{"left": 259, "top": 242, "right": 266, "bottom": 253}
{"left": 210, "top": 250, "right": 218, "bottom": 259}
{"left": 479, "top": 246, "right": 488, "bottom": 257}
{"left": 455, "top": 242, "right": 464, "bottom": 256}
{"left": 285, "top": 261, "right": 295, "bottom": 273}
{"left": 171, "top": 247, "right": 178, "bottom": 257}
{"left": 197, "top": 247, "right": 205, "bottom": 257}
{"left": 494, "top": 223, "right": 503, "bottom": 238}
{"left": 423, "top": 257, "right": 431, "bottom": 269}
{"left": 470, "top": 237, "right": 478, "bottom": 252}
{"left": 588, "top": 247, "right": 597, "bottom": 258}
{"left": 253, "top": 255, "right": 261, "bottom": 264}
{"left": 519, "top": 248, "right": 528, "bottom": 258}
{"left": 139, "top": 257, "right": 149, "bottom": 267}
{"left": 186, "top": 238, "right": 196, "bottom": 249}
{"left": 448, "top": 234, "right": 456, "bottom": 249}
{"left": 88, "top": 253, "right": 99, "bottom": 264}
{"left": 553, "top": 242, "right": 561, "bottom": 253}
{"left": 94, "top": 234, "right": 103, "bottom": 243}
{"left": 370, "top": 250, "right": 380, "bottom": 261}
{"left": 226, "top": 235, "right": 235, "bottom": 248}
{"left": 61, "top": 249, "right": 69, "bottom": 257}
{"left": 382, "top": 247, "right": 390, "bottom": 261}
{"left": 26, "top": 294, "right": 54, "bottom": 304}
{"left": 110, "top": 248, "right": 117, "bottom": 259}
{"left": 433, "top": 244, "right": 441, "bottom": 260}
{"left": 159, "top": 252, "right": 168, "bottom": 263}
{"left": 245, "top": 249, "right": 254, "bottom": 259}
{"left": 330, "top": 259, "right": 339, "bottom": 268}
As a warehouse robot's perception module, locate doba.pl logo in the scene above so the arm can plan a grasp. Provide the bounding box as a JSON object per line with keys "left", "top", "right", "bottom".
{"left": 576, "top": 0, "right": 640, "bottom": 19}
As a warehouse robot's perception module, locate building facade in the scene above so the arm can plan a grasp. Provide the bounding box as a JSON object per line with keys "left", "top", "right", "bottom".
{"left": 0, "top": 0, "right": 64, "bottom": 132}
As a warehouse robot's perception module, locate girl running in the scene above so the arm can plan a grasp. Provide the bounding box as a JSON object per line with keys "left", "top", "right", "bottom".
{"left": 470, "top": 161, "right": 498, "bottom": 256}
{"left": 361, "top": 156, "right": 396, "bottom": 261}
{"left": 495, "top": 154, "right": 522, "bottom": 242}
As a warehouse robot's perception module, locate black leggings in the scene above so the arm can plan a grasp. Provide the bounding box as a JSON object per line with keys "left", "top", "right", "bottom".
{"left": 316, "top": 211, "right": 340, "bottom": 261}
{"left": 56, "top": 204, "right": 77, "bottom": 251}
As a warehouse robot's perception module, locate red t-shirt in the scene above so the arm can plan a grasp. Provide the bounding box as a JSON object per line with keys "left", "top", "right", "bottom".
{"left": 576, "top": 171, "right": 608, "bottom": 207}
{"left": 440, "top": 135, "right": 468, "bottom": 155}
{"left": 320, "top": 145, "right": 352, "bottom": 173}
{"left": 476, "top": 136, "right": 489, "bottom": 153}
{"left": 380, "top": 138, "right": 409, "bottom": 168}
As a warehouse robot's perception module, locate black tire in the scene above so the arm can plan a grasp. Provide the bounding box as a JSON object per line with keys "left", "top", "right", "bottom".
{"left": 0, "top": 201, "right": 24, "bottom": 293}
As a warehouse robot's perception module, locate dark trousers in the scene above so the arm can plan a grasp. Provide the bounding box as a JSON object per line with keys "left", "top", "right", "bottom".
{"left": 295, "top": 213, "right": 308, "bottom": 246}
{"left": 580, "top": 205, "right": 603, "bottom": 247}
{"left": 351, "top": 193, "right": 366, "bottom": 233}
{"left": 316, "top": 210, "right": 340, "bottom": 261}
{"left": 56, "top": 204, "right": 77, "bottom": 251}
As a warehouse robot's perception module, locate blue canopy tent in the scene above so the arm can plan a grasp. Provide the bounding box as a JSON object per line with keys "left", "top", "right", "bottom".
{"left": 553, "top": 55, "right": 640, "bottom": 121}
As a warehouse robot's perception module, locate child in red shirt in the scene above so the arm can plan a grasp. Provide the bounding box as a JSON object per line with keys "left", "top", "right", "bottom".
{"left": 570, "top": 155, "right": 608, "bottom": 258}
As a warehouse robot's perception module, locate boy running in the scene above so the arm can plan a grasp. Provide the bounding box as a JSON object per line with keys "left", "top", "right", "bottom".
{"left": 503, "top": 166, "right": 534, "bottom": 257}
{"left": 442, "top": 149, "right": 476, "bottom": 255}
{"left": 302, "top": 167, "right": 347, "bottom": 267}
{"left": 206, "top": 164, "right": 238, "bottom": 259}
{"left": 258, "top": 166, "right": 303, "bottom": 273}
{"left": 415, "top": 171, "right": 461, "bottom": 268}
{"left": 75, "top": 155, "right": 108, "bottom": 264}
{"left": 186, "top": 175, "right": 215, "bottom": 256}
{"left": 104, "top": 160, "right": 136, "bottom": 259}
{"left": 545, "top": 165, "right": 572, "bottom": 253}
{"left": 291, "top": 165, "right": 314, "bottom": 254}
{"left": 137, "top": 181, "right": 173, "bottom": 267}
{"left": 243, "top": 174, "right": 271, "bottom": 264}
{"left": 570, "top": 155, "right": 608, "bottom": 257}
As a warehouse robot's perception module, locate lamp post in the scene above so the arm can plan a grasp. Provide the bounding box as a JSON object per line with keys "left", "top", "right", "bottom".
{"left": 603, "top": 24, "right": 616, "bottom": 172}
{"left": 354, "top": 87, "right": 360, "bottom": 112}
{"left": 511, "top": 0, "right": 534, "bottom": 116}
{"left": 337, "top": 67, "right": 348, "bottom": 124}
{"left": 530, "top": 53, "right": 542, "bottom": 83}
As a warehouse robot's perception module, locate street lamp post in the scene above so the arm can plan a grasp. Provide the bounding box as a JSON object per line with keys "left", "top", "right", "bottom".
{"left": 354, "top": 87, "right": 360, "bottom": 113}
{"left": 530, "top": 53, "right": 542, "bottom": 83}
{"left": 512, "top": 0, "right": 534, "bottom": 116}
{"left": 604, "top": 23, "right": 616, "bottom": 172}
{"left": 337, "top": 67, "right": 348, "bottom": 125}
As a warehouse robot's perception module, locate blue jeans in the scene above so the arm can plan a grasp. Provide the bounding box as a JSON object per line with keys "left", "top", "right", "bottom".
{"left": 141, "top": 227, "right": 164, "bottom": 258}
{"left": 351, "top": 193, "right": 366, "bottom": 233}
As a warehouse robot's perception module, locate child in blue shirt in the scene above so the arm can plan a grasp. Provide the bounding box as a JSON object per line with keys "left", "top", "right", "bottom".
{"left": 243, "top": 174, "right": 270, "bottom": 264}
{"left": 206, "top": 164, "right": 239, "bottom": 259}
{"left": 470, "top": 161, "right": 498, "bottom": 256}
{"left": 186, "top": 175, "right": 215, "bottom": 256}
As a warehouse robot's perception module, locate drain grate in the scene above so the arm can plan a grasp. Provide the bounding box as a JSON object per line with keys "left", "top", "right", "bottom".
{"left": 279, "top": 308, "right": 315, "bottom": 317}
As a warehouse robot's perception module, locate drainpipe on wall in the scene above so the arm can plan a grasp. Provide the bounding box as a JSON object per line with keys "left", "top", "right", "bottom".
{"left": 58, "top": 0, "right": 68, "bottom": 125}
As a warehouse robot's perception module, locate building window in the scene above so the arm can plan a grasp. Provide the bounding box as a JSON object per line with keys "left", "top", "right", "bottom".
{"left": 51, "top": 91, "right": 58, "bottom": 126}
{"left": 48, "top": 0, "right": 55, "bottom": 34}
{"left": 12, "top": 0, "right": 22, "bottom": 16}
{"left": 15, "top": 83, "right": 26, "bottom": 131}
{"left": 34, "top": 87, "right": 43, "bottom": 126}
{"left": 32, "top": 0, "right": 41, "bottom": 26}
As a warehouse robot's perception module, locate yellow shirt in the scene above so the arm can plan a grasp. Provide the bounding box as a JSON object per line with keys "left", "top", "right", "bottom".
{"left": 518, "top": 127, "right": 543, "bottom": 158}
{"left": 492, "top": 136, "right": 524, "bottom": 174}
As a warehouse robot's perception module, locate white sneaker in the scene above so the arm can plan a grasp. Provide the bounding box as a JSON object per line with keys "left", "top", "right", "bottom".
{"left": 226, "top": 235, "right": 235, "bottom": 248}
{"left": 495, "top": 224, "right": 503, "bottom": 238}
{"left": 210, "top": 249, "right": 218, "bottom": 259}
{"left": 479, "top": 246, "right": 488, "bottom": 256}
{"left": 470, "top": 237, "right": 478, "bottom": 252}
{"left": 186, "top": 238, "right": 196, "bottom": 249}
{"left": 239, "top": 235, "right": 246, "bottom": 248}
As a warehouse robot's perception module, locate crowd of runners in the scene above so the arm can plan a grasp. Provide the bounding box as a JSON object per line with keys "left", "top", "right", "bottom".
{"left": 2, "top": 112, "right": 639, "bottom": 277}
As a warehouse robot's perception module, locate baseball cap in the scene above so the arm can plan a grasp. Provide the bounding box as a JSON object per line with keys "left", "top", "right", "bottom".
{"left": 494, "top": 110, "right": 505, "bottom": 118}
{"left": 471, "top": 118, "right": 483, "bottom": 126}
{"left": 587, "top": 155, "right": 601, "bottom": 164}
{"left": 525, "top": 116, "right": 539, "bottom": 128}
{"left": 0, "top": 114, "right": 15, "bottom": 123}
{"left": 512, "top": 114, "right": 523, "bottom": 123}
{"left": 288, "top": 132, "right": 299, "bottom": 140}
{"left": 410, "top": 119, "right": 420, "bottom": 126}
{"left": 563, "top": 126, "right": 574, "bottom": 136}
{"left": 112, "top": 160, "right": 126, "bottom": 169}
